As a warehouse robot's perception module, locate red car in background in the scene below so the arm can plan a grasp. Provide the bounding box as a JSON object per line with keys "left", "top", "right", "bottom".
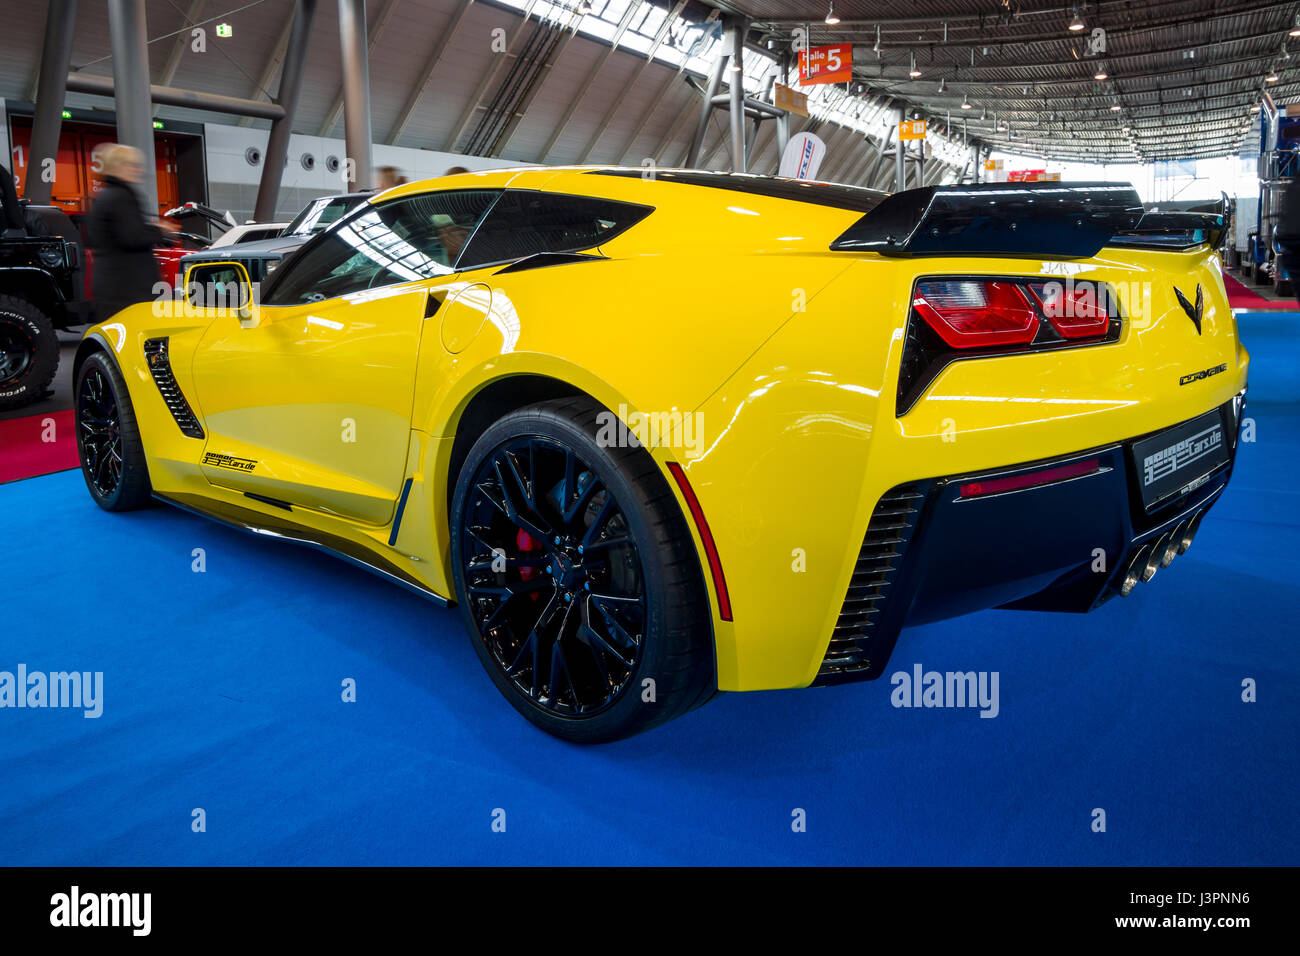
{"left": 80, "top": 200, "right": 221, "bottom": 297}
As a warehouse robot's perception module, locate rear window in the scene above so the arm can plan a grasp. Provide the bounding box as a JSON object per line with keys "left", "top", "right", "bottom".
{"left": 285, "top": 195, "right": 368, "bottom": 236}
{"left": 456, "top": 191, "right": 653, "bottom": 269}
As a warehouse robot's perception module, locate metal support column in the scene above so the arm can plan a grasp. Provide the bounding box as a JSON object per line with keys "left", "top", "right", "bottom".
{"left": 686, "top": 39, "right": 728, "bottom": 168}
{"left": 27, "top": 0, "right": 78, "bottom": 205}
{"left": 895, "top": 104, "right": 906, "bottom": 192}
{"left": 338, "top": 0, "right": 373, "bottom": 191}
{"left": 775, "top": 51, "right": 790, "bottom": 159}
{"left": 728, "top": 21, "right": 746, "bottom": 172}
{"left": 255, "top": 0, "right": 316, "bottom": 221}
{"left": 107, "top": 0, "right": 158, "bottom": 213}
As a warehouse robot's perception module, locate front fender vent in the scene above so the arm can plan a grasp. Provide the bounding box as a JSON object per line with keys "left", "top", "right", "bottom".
{"left": 815, "top": 482, "right": 928, "bottom": 683}
{"left": 143, "top": 337, "right": 204, "bottom": 439}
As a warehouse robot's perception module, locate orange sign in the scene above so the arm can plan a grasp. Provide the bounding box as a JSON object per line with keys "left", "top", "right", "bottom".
{"left": 774, "top": 83, "right": 809, "bottom": 117}
{"left": 899, "top": 120, "right": 927, "bottom": 141}
{"left": 798, "top": 43, "right": 852, "bottom": 85}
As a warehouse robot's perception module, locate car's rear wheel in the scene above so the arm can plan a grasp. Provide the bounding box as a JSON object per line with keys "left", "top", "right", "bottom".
{"left": 74, "top": 351, "right": 152, "bottom": 511}
{"left": 450, "top": 397, "right": 715, "bottom": 743}
{"left": 0, "top": 295, "right": 59, "bottom": 411}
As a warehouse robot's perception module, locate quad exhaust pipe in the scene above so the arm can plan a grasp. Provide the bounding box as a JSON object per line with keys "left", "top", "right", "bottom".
{"left": 1118, "top": 509, "right": 1205, "bottom": 596}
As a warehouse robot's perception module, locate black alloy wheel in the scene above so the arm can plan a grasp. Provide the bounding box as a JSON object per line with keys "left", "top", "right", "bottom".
{"left": 77, "top": 364, "right": 122, "bottom": 497}
{"left": 74, "top": 352, "right": 152, "bottom": 511}
{"left": 461, "top": 435, "right": 648, "bottom": 718}
{"left": 451, "top": 398, "right": 716, "bottom": 742}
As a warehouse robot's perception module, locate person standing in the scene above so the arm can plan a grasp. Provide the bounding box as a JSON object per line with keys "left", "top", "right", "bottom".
{"left": 374, "top": 166, "right": 407, "bottom": 191}
{"left": 85, "top": 144, "right": 175, "bottom": 320}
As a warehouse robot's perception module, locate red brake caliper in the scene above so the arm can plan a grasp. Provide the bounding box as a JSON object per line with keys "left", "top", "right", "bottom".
{"left": 516, "top": 529, "right": 542, "bottom": 599}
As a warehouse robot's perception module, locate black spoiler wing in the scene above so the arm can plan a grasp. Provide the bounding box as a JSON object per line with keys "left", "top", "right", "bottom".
{"left": 1108, "top": 192, "right": 1231, "bottom": 252}
{"left": 827, "top": 181, "right": 1225, "bottom": 259}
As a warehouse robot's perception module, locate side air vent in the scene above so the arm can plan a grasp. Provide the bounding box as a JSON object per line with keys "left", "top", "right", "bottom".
{"left": 815, "top": 482, "right": 928, "bottom": 683}
{"left": 143, "top": 337, "right": 204, "bottom": 439}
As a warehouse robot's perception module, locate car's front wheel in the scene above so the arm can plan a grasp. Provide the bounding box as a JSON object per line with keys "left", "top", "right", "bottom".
{"left": 74, "top": 351, "right": 153, "bottom": 511}
{"left": 450, "top": 397, "right": 716, "bottom": 743}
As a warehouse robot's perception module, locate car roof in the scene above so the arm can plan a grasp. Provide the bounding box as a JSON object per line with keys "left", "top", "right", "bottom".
{"left": 371, "top": 165, "right": 887, "bottom": 214}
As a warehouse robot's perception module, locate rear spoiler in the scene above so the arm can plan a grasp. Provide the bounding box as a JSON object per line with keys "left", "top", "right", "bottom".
{"left": 829, "top": 182, "right": 1229, "bottom": 258}
{"left": 1109, "top": 193, "right": 1231, "bottom": 252}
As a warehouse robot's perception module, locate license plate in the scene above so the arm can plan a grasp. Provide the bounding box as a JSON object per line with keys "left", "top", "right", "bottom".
{"left": 1131, "top": 409, "right": 1229, "bottom": 511}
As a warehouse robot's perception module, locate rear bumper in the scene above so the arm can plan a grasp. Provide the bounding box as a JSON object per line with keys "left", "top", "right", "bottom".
{"left": 815, "top": 391, "right": 1246, "bottom": 684}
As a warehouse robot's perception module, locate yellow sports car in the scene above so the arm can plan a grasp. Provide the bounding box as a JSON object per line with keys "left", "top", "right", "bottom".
{"left": 73, "top": 167, "right": 1248, "bottom": 741}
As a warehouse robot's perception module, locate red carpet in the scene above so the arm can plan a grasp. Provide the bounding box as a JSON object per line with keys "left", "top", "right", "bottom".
{"left": 0, "top": 409, "right": 80, "bottom": 483}
{"left": 1223, "top": 272, "right": 1299, "bottom": 311}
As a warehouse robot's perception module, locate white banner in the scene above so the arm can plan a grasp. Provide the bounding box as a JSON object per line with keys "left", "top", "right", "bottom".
{"left": 779, "top": 132, "right": 826, "bottom": 180}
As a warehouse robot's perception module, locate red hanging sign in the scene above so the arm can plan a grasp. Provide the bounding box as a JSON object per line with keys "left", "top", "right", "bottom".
{"left": 798, "top": 44, "right": 852, "bottom": 86}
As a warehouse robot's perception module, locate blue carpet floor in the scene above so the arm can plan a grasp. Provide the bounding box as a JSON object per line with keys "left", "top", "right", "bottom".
{"left": 2, "top": 334, "right": 1296, "bottom": 865}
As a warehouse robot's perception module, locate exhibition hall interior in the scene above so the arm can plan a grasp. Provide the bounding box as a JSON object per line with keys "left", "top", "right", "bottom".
{"left": 0, "top": 0, "right": 1296, "bottom": 874}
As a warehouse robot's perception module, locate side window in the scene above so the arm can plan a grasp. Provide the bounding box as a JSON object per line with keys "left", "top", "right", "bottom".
{"left": 456, "top": 191, "right": 653, "bottom": 269}
{"left": 263, "top": 190, "right": 499, "bottom": 306}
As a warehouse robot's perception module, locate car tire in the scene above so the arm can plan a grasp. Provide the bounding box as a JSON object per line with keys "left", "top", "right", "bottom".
{"left": 450, "top": 397, "right": 716, "bottom": 743}
{"left": 74, "top": 351, "right": 153, "bottom": 511}
{"left": 0, "top": 294, "right": 59, "bottom": 411}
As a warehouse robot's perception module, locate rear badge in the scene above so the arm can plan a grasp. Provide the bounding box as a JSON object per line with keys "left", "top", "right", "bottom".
{"left": 202, "top": 451, "right": 257, "bottom": 472}
{"left": 1180, "top": 362, "right": 1227, "bottom": 386}
{"left": 1174, "top": 284, "right": 1204, "bottom": 333}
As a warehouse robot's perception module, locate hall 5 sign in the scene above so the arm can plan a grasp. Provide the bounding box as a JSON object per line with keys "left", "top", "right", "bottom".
{"left": 799, "top": 43, "right": 852, "bottom": 85}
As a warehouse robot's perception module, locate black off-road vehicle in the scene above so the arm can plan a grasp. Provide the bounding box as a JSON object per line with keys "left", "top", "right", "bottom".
{"left": 0, "top": 165, "right": 93, "bottom": 411}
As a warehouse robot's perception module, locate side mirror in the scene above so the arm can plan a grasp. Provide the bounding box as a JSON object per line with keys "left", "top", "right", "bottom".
{"left": 182, "top": 260, "right": 257, "bottom": 325}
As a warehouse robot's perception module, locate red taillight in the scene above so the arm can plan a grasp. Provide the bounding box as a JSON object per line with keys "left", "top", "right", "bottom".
{"left": 913, "top": 280, "right": 1038, "bottom": 348}
{"left": 1028, "top": 281, "right": 1111, "bottom": 339}
{"left": 665, "top": 462, "right": 732, "bottom": 621}
{"left": 960, "top": 457, "right": 1101, "bottom": 499}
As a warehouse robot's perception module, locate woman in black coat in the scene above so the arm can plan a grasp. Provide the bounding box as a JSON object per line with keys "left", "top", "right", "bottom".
{"left": 85, "top": 144, "right": 169, "bottom": 320}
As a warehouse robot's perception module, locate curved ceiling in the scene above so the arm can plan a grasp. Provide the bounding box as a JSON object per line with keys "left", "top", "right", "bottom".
{"left": 738, "top": 0, "right": 1300, "bottom": 162}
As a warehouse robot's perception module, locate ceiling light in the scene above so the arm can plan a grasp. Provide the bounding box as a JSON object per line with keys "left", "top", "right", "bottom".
{"left": 937, "top": 77, "right": 946, "bottom": 93}
{"left": 1094, "top": 70, "right": 1108, "bottom": 80}
{"left": 909, "top": 53, "right": 921, "bottom": 78}
{"left": 825, "top": 2, "right": 839, "bottom": 26}
{"left": 1266, "top": 69, "right": 1280, "bottom": 82}
{"left": 1110, "top": 104, "right": 1121, "bottom": 111}
{"left": 961, "top": 94, "right": 972, "bottom": 109}
{"left": 1291, "top": 15, "right": 1300, "bottom": 37}
{"left": 1068, "top": 9, "right": 1085, "bottom": 32}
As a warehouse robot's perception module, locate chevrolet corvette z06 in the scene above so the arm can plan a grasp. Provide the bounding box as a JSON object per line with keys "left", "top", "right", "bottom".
{"left": 72, "top": 167, "right": 1247, "bottom": 741}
